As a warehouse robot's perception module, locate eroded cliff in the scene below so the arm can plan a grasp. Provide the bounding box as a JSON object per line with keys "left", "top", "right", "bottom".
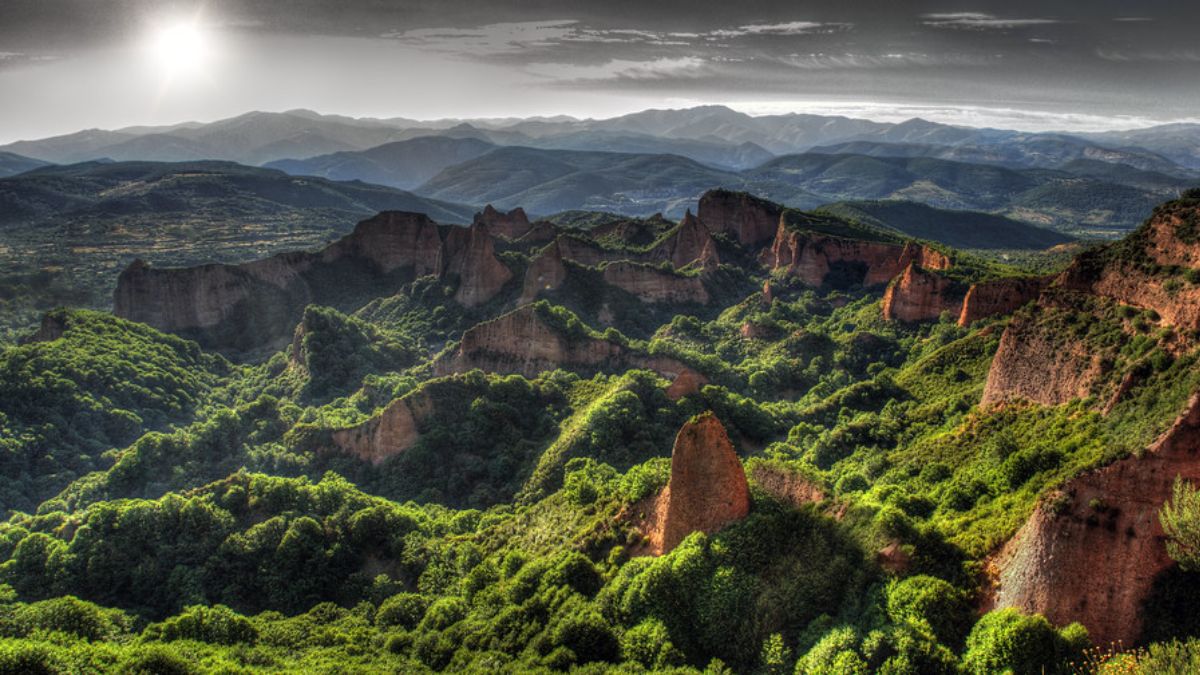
{"left": 989, "top": 394, "right": 1200, "bottom": 646}
{"left": 641, "top": 413, "right": 751, "bottom": 555}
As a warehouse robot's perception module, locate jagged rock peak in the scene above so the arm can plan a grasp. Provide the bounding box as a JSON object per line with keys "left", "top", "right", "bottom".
{"left": 697, "top": 188, "right": 783, "bottom": 247}
{"left": 989, "top": 393, "right": 1200, "bottom": 646}
{"left": 474, "top": 204, "right": 532, "bottom": 239}
{"left": 882, "top": 263, "right": 962, "bottom": 323}
{"left": 443, "top": 221, "right": 513, "bottom": 307}
{"left": 648, "top": 412, "right": 750, "bottom": 554}
{"left": 520, "top": 240, "right": 567, "bottom": 303}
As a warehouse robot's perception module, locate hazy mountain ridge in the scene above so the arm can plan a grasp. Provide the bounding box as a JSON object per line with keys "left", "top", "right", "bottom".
{"left": 9, "top": 106, "right": 1200, "bottom": 177}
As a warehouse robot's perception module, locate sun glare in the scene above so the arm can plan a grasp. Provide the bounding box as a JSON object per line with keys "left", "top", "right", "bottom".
{"left": 149, "top": 20, "right": 211, "bottom": 80}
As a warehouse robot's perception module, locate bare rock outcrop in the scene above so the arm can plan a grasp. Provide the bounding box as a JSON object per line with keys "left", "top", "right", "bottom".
{"left": 749, "top": 463, "right": 827, "bottom": 508}
{"left": 330, "top": 391, "right": 435, "bottom": 465}
{"left": 698, "top": 189, "right": 782, "bottom": 247}
{"left": 520, "top": 240, "right": 568, "bottom": 303}
{"left": 989, "top": 393, "right": 1200, "bottom": 646}
{"left": 982, "top": 200, "right": 1200, "bottom": 407}
{"left": 957, "top": 276, "right": 1051, "bottom": 326}
{"left": 665, "top": 368, "right": 709, "bottom": 401}
{"left": 882, "top": 263, "right": 963, "bottom": 322}
{"left": 433, "top": 304, "right": 688, "bottom": 380}
{"left": 601, "top": 262, "right": 709, "bottom": 304}
{"left": 443, "top": 222, "right": 513, "bottom": 307}
{"left": 981, "top": 300, "right": 1107, "bottom": 407}
{"left": 323, "top": 211, "right": 444, "bottom": 276}
{"left": 643, "top": 413, "right": 751, "bottom": 555}
{"left": 114, "top": 211, "right": 513, "bottom": 354}
{"left": 474, "top": 204, "right": 532, "bottom": 240}
{"left": 762, "top": 217, "right": 951, "bottom": 288}
{"left": 653, "top": 210, "right": 722, "bottom": 269}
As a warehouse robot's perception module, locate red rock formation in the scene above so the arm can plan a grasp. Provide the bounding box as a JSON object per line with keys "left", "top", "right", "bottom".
{"left": 957, "top": 276, "right": 1051, "bottom": 326}
{"left": 114, "top": 211, "right": 514, "bottom": 353}
{"left": 324, "top": 211, "right": 444, "bottom": 276}
{"left": 749, "top": 463, "right": 827, "bottom": 508}
{"left": 443, "top": 222, "right": 513, "bottom": 307}
{"left": 601, "top": 262, "right": 709, "bottom": 304}
{"left": 982, "top": 201, "right": 1200, "bottom": 407}
{"left": 877, "top": 542, "right": 912, "bottom": 575}
{"left": 645, "top": 210, "right": 721, "bottom": 269}
{"left": 666, "top": 368, "right": 709, "bottom": 401}
{"left": 329, "top": 391, "right": 435, "bottom": 465}
{"left": 882, "top": 263, "right": 962, "bottom": 322}
{"left": 989, "top": 394, "right": 1200, "bottom": 646}
{"left": 762, "top": 219, "right": 950, "bottom": 288}
{"left": 520, "top": 240, "right": 568, "bottom": 304}
{"left": 981, "top": 300, "right": 1107, "bottom": 407}
{"left": 697, "top": 189, "right": 782, "bottom": 247}
{"left": 433, "top": 304, "right": 688, "bottom": 380}
{"left": 644, "top": 413, "right": 750, "bottom": 554}
{"left": 113, "top": 253, "right": 313, "bottom": 348}
{"left": 474, "top": 204, "right": 532, "bottom": 239}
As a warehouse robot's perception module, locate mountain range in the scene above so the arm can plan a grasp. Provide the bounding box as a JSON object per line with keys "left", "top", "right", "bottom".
{"left": 6, "top": 105, "right": 1200, "bottom": 175}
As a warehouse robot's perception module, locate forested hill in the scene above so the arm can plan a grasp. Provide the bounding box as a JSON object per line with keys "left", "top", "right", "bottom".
{"left": 2, "top": 188, "right": 1200, "bottom": 673}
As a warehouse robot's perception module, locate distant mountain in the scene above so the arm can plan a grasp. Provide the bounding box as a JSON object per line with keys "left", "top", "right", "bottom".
{"left": 416, "top": 146, "right": 744, "bottom": 216}
{"left": 8, "top": 105, "right": 1200, "bottom": 177}
{"left": 1080, "top": 123, "right": 1200, "bottom": 169}
{"left": 743, "top": 153, "right": 1169, "bottom": 235}
{"left": 265, "top": 136, "right": 497, "bottom": 190}
{"left": 817, "top": 200, "right": 1075, "bottom": 250}
{"left": 0, "top": 160, "right": 474, "bottom": 226}
{"left": 523, "top": 132, "right": 774, "bottom": 171}
{"left": 0, "top": 151, "right": 50, "bottom": 178}
{"left": 813, "top": 136, "right": 1192, "bottom": 175}
{"left": 0, "top": 111, "right": 433, "bottom": 165}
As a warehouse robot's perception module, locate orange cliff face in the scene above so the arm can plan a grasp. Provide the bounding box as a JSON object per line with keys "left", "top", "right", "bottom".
{"left": 882, "top": 263, "right": 963, "bottom": 322}
{"left": 113, "top": 211, "right": 513, "bottom": 353}
{"left": 957, "top": 276, "right": 1051, "bottom": 327}
{"left": 433, "top": 304, "right": 688, "bottom": 380}
{"left": 639, "top": 413, "right": 750, "bottom": 555}
{"left": 329, "top": 390, "right": 436, "bottom": 465}
{"left": 443, "top": 222, "right": 513, "bottom": 307}
{"left": 697, "top": 189, "right": 782, "bottom": 247}
{"left": 989, "top": 394, "right": 1200, "bottom": 647}
{"left": 762, "top": 218, "right": 950, "bottom": 288}
{"left": 520, "top": 240, "right": 568, "bottom": 304}
{"left": 983, "top": 201, "right": 1200, "bottom": 408}
{"left": 980, "top": 300, "right": 1108, "bottom": 407}
{"left": 600, "top": 262, "right": 709, "bottom": 304}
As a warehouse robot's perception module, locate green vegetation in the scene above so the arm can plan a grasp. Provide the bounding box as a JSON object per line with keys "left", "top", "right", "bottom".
{"left": 1, "top": 192, "right": 1199, "bottom": 672}
{"left": 1160, "top": 477, "right": 1200, "bottom": 571}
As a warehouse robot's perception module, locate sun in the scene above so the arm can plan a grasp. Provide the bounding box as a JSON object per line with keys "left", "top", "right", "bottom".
{"left": 148, "top": 20, "right": 211, "bottom": 80}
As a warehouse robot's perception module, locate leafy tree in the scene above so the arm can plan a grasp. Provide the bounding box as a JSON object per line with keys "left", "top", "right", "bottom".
{"left": 1161, "top": 476, "right": 1200, "bottom": 571}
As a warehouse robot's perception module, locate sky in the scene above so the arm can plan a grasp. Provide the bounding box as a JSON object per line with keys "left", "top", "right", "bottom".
{"left": 2, "top": 0, "right": 1200, "bottom": 142}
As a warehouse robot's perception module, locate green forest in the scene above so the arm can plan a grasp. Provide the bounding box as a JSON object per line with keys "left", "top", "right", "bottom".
{"left": 2, "top": 190, "right": 1200, "bottom": 675}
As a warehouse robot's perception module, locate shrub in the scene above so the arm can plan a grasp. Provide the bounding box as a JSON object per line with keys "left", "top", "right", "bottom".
{"left": 885, "top": 576, "right": 972, "bottom": 648}
{"left": 550, "top": 611, "right": 619, "bottom": 664}
{"left": 1160, "top": 476, "right": 1200, "bottom": 571}
{"left": 621, "top": 618, "right": 684, "bottom": 669}
{"left": 146, "top": 604, "right": 257, "bottom": 645}
{"left": 961, "top": 608, "right": 1086, "bottom": 675}
{"left": 13, "top": 597, "right": 130, "bottom": 642}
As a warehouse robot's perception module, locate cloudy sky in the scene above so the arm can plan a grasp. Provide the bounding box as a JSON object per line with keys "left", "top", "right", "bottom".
{"left": 2, "top": 0, "right": 1199, "bottom": 142}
